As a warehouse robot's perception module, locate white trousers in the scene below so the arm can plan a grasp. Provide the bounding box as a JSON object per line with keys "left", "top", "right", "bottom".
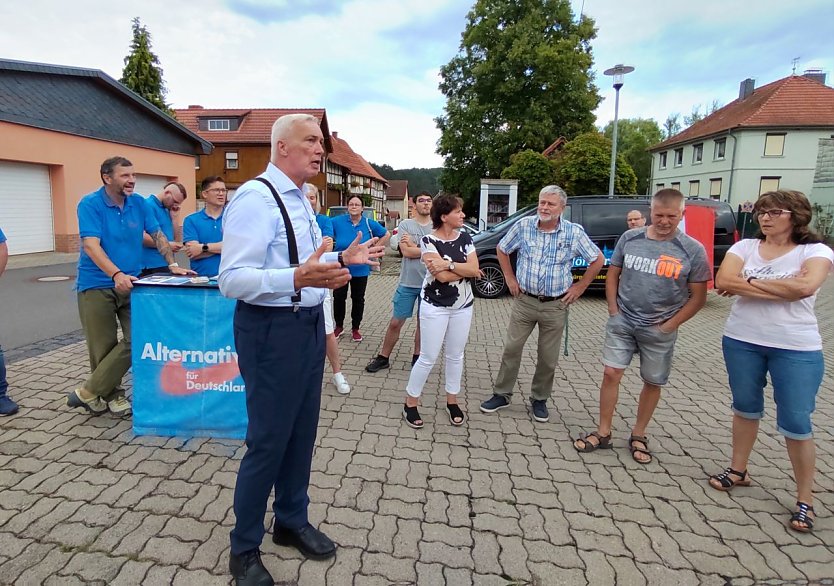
{"left": 406, "top": 302, "right": 473, "bottom": 398}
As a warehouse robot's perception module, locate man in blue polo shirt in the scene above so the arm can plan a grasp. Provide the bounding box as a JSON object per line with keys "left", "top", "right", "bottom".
{"left": 141, "top": 182, "right": 187, "bottom": 276}
{"left": 0, "top": 227, "right": 19, "bottom": 416}
{"left": 70, "top": 156, "right": 193, "bottom": 416}
{"left": 183, "top": 176, "right": 225, "bottom": 276}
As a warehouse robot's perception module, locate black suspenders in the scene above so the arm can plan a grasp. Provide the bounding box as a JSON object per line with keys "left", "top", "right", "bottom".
{"left": 254, "top": 177, "right": 302, "bottom": 307}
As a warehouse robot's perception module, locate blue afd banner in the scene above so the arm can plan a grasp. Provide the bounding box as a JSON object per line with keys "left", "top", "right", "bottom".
{"left": 132, "top": 285, "right": 247, "bottom": 438}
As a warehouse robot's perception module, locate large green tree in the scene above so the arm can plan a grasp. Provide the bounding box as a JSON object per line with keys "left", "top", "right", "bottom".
{"left": 553, "top": 132, "right": 637, "bottom": 196}
{"left": 436, "top": 0, "right": 600, "bottom": 211}
{"left": 120, "top": 17, "right": 171, "bottom": 114}
{"left": 601, "top": 118, "right": 662, "bottom": 195}
{"left": 500, "top": 150, "right": 559, "bottom": 205}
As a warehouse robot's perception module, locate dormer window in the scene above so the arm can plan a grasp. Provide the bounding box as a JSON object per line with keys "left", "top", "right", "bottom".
{"left": 208, "top": 119, "right": 231, "bottom": 131}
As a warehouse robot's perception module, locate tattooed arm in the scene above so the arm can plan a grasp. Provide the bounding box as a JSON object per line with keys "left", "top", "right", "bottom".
{"left": 152, "top": 229, "right": 195, "bottom": 275}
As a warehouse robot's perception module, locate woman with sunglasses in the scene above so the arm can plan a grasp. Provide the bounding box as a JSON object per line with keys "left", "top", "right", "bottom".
{"left": 709, "top": 190, "right": 833, "bottom": 533}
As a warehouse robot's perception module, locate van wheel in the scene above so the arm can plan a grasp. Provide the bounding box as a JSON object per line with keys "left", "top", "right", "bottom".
{"left": 475, "top": 262, "right": 507, "bottom": 299}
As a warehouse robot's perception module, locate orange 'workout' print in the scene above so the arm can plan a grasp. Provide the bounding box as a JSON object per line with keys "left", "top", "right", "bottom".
{"left": 622, "top": 254, "right": 683, "bottom": 280}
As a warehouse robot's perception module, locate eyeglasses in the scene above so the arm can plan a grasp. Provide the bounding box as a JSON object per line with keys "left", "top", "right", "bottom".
{"left": 205, "top": 188, "right": 228, "bottom": 195}
{"left": 756, "top": 209, "right": 792, "bottom": 218}
{"left": 416, "top": 198, "right": 432, "bottom": 203}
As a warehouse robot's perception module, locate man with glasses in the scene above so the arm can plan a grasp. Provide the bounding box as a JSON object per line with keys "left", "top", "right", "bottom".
{"left": 184, "top": 176, "right": 226, "bottom": 276}
{"left": 365, "top": 192, "right": 434, "bottom": 372}
{"left": 141, "top": 182, "right": 187, "bottom": 276}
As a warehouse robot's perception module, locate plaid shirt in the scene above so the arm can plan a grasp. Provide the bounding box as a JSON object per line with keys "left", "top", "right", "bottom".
{"left": 498, "top": 217, "right": 600, "bottom": 297}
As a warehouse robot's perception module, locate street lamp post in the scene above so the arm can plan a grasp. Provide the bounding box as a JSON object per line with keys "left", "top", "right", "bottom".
{"left": 603, "top": 64, "right": 634, "bottom": 196}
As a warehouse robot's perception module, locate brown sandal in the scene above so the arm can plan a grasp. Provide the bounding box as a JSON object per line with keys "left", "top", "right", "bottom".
{"left": 574, "top": 431, "right": 613, "bottom": 453}
{"left": 629, "top": 435, "right": 652, "bottom": 464}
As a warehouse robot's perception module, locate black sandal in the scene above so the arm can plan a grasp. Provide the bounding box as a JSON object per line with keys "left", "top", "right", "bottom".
{"left": 708, "top": 467, "right": 751, "bottom": 492}
{"left": 574, "top": 431, "right": 613, "bottom": 453}
{"left": 629, "top": 435, "right": 652, "bottom": 464}
{"left": 789, "top": 501, "right": 815, "bottom": 533}
{"left": 447, "top": 403, "right": 465, "bottom": 426}
{"left": 403, "top": 404, "right": 423, "bottom": 429}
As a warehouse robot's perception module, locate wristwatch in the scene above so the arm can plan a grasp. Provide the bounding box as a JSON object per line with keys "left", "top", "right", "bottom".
{"left": 448, "top": 262, "right": 456, "bottom": 271}
{"left": 201, "top": 243, "right": 209, "bottom": 252}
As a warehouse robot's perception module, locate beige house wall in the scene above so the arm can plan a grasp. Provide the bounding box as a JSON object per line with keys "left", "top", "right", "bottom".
{"left": 0, "top": 121, "right": 198, "bottom": 252}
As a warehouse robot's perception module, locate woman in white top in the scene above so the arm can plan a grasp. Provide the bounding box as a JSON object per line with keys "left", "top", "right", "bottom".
{"left": 709, "top": 190, "right": 834, "bottom": 533}
{"left": 402, "top": 194, "right": 480, "bottom": 429}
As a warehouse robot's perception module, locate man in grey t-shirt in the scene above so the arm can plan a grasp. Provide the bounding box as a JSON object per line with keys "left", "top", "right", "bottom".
{"left": 574, "top": 189, "right": 710, "bottom": 464}
{"left": 366, "top": 193, "right": 434, "bottom": 372}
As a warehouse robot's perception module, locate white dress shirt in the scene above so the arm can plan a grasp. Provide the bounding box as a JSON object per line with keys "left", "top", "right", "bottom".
{"left": 218, "top": 163, "right": 337, "bottom": 307}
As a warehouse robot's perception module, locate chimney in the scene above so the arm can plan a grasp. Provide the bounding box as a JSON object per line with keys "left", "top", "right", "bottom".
{"left": 738, "top": 78, "right": 755, "bottom": 100}
{"left": 803, "top": 69, "right": 827, "bottom": 85}
{"left": 187, "top": 104, "right": 204, "bottom": 109}
{"left": 332, "top": 131, "right": 338, "bottom": 139}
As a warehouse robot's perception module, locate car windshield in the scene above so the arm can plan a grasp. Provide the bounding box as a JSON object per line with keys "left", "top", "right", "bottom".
{"left": 486, "top": 205, "right": 537, "bottom": 231}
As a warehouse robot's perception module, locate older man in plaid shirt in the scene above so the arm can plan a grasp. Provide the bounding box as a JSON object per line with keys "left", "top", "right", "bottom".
{"left": 480, "top": 185, "right": 604, "bottom": 422}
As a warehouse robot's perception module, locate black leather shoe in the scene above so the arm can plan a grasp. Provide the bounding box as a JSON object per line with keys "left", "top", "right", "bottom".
{"left": 229, "top": 549, "right": 274, "bottom": 586}
{"left": 272, "top": 523, "right": 336, "bottom": 560}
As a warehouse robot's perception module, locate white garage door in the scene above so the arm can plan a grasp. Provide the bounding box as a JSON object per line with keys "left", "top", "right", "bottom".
{"left": 134, "top": 174, "right": 170, "bottom": 198}
{"left": 0, "top": 160, "right": 54, "bottom": 255}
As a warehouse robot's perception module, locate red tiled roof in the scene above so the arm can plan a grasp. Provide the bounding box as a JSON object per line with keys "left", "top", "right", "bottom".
{"left": 329, "top": 133, "right": 388, "bottom": 184}
{"left": 652, "top": 75, "right": 834, "bottom": 150}
{"left": 386, "top": 180, "right": 408, "bottom": 199}
{"left": 172, "top": 106, "right": 329, "bottom": 145}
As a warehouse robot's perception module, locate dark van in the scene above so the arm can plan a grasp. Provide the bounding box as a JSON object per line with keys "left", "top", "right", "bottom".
{"left": 473, "top": 195, "right": 737, "bottom": 299}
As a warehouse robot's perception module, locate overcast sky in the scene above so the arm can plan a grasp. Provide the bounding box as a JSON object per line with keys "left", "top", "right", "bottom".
{"left": 1, "top": 0, "right": 831, "bottom": 169}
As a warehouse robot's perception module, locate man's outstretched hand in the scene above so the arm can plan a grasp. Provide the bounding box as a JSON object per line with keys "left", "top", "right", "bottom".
{"left": 294, "top": 241, "right": 351, "bottom": 290}
{"left": 342, "top": 233, "right": 384, "bottom": 267}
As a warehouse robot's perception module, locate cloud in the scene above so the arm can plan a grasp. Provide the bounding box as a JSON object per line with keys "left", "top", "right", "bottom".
{"left": 330, "top": 102, "right": 443, "bottom": 169}
{"left": 0, "top": 0, "right": 831, "bottom": 171}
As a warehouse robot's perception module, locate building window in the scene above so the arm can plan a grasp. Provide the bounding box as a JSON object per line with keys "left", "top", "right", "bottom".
{"left": 671, "top": 182, "right": 681, "bottom": 191}
{"left": 714, "top": 138, "right": 726, "bottom": 160}
{"left": 689, "top": 180, "right": 700, "bottom": 196}
{"left": 710, "top": 178, "right": 722, "bottom": 199}
{"left": 208, "top": 119, "right": 231, "bottom": 131}
{"left": 674, "top": 148, "right": 683, "bottom": 167}
{"left": 759, "top": 176, "right": 780, "bottom": 194}
{"left": 656, "top": 183, "right": 665, "bottom": 191}
{"left": 659, "top": 152, "right": 667, "bottom": 169}
{"left": 764, "top": 133, "right": 785, "bottom": 156}
{"left": 693, "top": 143, "right": 703, "bottom": 164}
{"left": 225, "top": 151, "right": 239, "bottom": 170}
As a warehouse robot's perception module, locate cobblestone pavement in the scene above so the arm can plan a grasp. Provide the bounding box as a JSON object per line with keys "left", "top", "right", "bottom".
{"left": 2, "top": 265, "right": 833, "bottom": 585}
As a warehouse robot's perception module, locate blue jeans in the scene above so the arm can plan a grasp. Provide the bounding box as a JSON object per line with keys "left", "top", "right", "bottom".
{"left": 722, "top": 336, "right": 824, "bottom": 440}
{"left": 0, "top": 345, "right": 7, "bottom": 397}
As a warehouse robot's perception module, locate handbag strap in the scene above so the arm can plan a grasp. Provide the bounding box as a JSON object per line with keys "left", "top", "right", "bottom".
{"left": 254, "top": 177, "right": 301, "bottom": 305}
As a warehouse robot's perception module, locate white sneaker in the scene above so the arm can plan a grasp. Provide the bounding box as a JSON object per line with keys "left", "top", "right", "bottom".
{"left": 107, "top": 395, "right": 133, "bottom": 416}
{"left": 331, "top": 373, "right": 351, "bottom": 395}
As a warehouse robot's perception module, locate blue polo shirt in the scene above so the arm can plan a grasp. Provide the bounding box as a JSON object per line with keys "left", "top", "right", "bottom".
{"left": 331, "top": 213, "right": 387, "bottom": 277}
{"left": 76, "top": 187, "right": 160, "bottom": 291}
{"left": 315, "top": 213, "right": 333, "bottom": 240}
{"left": 142, "top": 194, "right": 175, "bottom": 270}
{"left": 0, "top": 227, "right": 6, "bottom": 243}
{"left": 183, "top": 208, "right": 224, "bottom": 276}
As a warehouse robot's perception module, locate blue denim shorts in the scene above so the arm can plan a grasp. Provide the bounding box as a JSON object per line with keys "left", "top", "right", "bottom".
{"left": 392, "top": 285, "right": 421, "bottom": 320}
{"left": 601, "top": 312, "right": 678, "bottom": 386}
{"left": 722, "top": 336, "right": 824, "bottom": 440}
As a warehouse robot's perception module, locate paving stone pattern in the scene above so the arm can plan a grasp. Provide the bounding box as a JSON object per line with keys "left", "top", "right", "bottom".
{"left": 2, "top": 267, "right": 833, "bottom": 585}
